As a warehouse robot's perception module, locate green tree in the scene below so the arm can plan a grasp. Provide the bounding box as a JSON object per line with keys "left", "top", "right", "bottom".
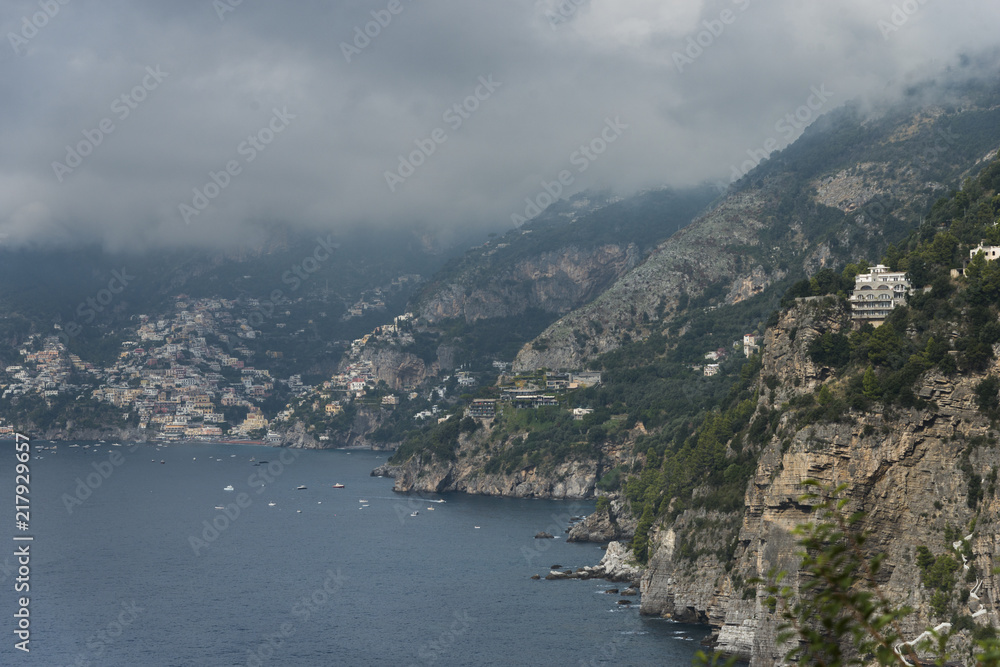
{"left": 863, "top": 366, "right": 882, "bottom": 400}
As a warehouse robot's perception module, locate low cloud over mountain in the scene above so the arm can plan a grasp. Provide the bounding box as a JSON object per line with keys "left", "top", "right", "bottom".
{"left": 1, "top": 0, "right": 997, "bottom": 250}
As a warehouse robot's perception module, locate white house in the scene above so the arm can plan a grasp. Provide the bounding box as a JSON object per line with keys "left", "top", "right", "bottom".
{"left": 849, "top": 264, "right": 910, "bottom": 324}
{"left": 970, "top": 243, "right": 1000, "bottom": 261}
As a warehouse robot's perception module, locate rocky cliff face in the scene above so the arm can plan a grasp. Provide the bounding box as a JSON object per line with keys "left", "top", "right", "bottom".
{"left": 514, "top": 97, "right": 1000, "bottom": 373}
{"left": 418, "top": 243, "right": 641, "bottom": 324}
{"left": 354, "top": 345, "right": 436, "bottom": 391}
{"left": 373, "top": 448, "right": 598, "bottom": 499}
{"left": 373, "top": 421, "right": 642, "bottom": 500}
{"left": 567, "top": 498, "right": 637, "bottom": 543}
{"left": 286, "top": 405, "right": 398, "bottom": 451}
{"left": 514, "top": 192, "right": 772, "bottom": 372}
{"left": 639, "top": 299, "right": 1000, "bottom": 665}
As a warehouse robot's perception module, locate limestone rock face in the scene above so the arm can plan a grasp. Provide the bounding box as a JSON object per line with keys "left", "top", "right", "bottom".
{"left": 567, "top": 498, "right": 637, "bottom": 542}
{"left": 759, "top": 296, "right": 850, "bottom": 403}
{"left": 376, "top": 449, "right": 599, "bottom": 499}
{"left": 514, "top": 191, "right": 773, "bottom": 372}
{"left": 354, "top": 346, "right": 434, "bottom": 391}
{"left": 638, "top": 299, "right": 1000, "bottom": 665}
{"left": 597, "top": 541, "right": 643, "bottom": 583}
{"left": 374, "top": 421, "right": 643, "bottom": 500}
{"left": 418, "top": 244, "right": 641, "bottom": 324}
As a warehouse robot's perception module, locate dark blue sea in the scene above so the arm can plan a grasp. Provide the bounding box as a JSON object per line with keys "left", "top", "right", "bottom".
{"left": 0, "top": 440, "right": 707, "bottom": 666}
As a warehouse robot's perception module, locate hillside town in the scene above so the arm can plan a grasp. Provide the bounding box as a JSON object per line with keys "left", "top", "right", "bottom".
{"left": 0, "top": 294, "right": 617, "bottom": 442}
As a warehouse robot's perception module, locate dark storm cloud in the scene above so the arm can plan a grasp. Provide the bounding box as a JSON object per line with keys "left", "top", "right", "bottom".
{"left": 0, "top": 0, "right": 997, "bottom": 250}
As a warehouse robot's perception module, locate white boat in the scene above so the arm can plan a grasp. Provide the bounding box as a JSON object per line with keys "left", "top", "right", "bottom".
{"left": 410, "top": 511, "right": 419, "bottom": 517}
{"left": 223, "top": 485, "right": 234, "bottom": 491}
{"left": 296, "top": 485, "right": 307, "bottom": 490}
{"left": 214, "top": 506, "right": 225, "bottom": 510}
{"left": 268, "top": 502, "right": 276, "bottom": 507}
{"left": 428, "top": 499, "right": 446, "bottom": 503}
{"left": 332, "top": 483, "right": 345, "bottom": 489}
{"left": 358, "top": 499, "right": 368, "bottom": 503}
{"left": 427, "top": 507, "right": 435, "bottom": 511}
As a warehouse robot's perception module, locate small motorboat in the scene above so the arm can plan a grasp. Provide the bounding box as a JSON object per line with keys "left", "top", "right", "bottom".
{"left": 214, "top": 506, "right": 225, "bottom": 510}
{"left": 296, "top": 485, "right": 307, "bottom": 490}
{"left": 160, "top": 460, "right": 165, "bottom": 464}
{"left": 410, "top": 511, "right": 419, "bottom": 517}
{"left": 332, "top": 483, "right": 345, "bottom": 489}
{"left": 268, "top": 502, "right": 276, "bottom": 507}
{"left": 223, "top": 485, "right": 234, "bottom": 491}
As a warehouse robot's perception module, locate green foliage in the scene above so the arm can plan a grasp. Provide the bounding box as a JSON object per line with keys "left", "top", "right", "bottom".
{"left": 975, "top": 376, "right": 1000, "bottom": 415}
{"left": 863, "top": 366, "right": 882, "bottom": 400}
{"left": 915, "top": 548, "right": 960, "bottom": 593}
{"left": 596, "top": 465, "right": 625, "bottom": 492}
{"left": 809, "top": 331, "right": 851, "bottom": 368}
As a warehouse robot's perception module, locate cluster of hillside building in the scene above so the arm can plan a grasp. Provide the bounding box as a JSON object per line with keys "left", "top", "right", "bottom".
{"left": 0, "top": 297, "right": 309, "bottom": 441}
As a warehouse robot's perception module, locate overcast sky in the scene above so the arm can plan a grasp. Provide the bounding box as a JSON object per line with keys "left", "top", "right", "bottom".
{"left": 0, "top": 0, "right": 998, "bottom": 251}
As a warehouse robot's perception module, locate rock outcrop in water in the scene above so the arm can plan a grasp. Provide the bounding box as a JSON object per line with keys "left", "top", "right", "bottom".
{"left": 372, "top": 453, "right": 597, "bottom": 499}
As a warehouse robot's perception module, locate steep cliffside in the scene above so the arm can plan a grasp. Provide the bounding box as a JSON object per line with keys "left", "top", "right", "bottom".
{"left": 514, "top": 191, "right": 773, "bottom": 371}
{"left": 373, "top": 420, "right": 642, "bottom": 500}
{"left": 419, "top": 243, "right": 641, "bottom": 324}
{"left": 638, "top": 298, "right": 1000, "bottom": 664}
{"left": 515, "top": 95, "right": 1000, "bottom": 373}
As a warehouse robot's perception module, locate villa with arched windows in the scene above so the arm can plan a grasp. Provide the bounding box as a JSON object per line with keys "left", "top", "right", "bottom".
{"left": 848, "top": 264, "right": 910, "bottom": 325}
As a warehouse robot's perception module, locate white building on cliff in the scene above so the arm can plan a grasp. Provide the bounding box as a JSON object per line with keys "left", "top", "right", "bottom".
{"left": 849, "top": 264, "right": 910, "bottom": 325}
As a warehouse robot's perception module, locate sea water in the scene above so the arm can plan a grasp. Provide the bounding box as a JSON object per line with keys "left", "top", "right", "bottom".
{"left": 0, "top": 441, "right": 707, "bottom": 666}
